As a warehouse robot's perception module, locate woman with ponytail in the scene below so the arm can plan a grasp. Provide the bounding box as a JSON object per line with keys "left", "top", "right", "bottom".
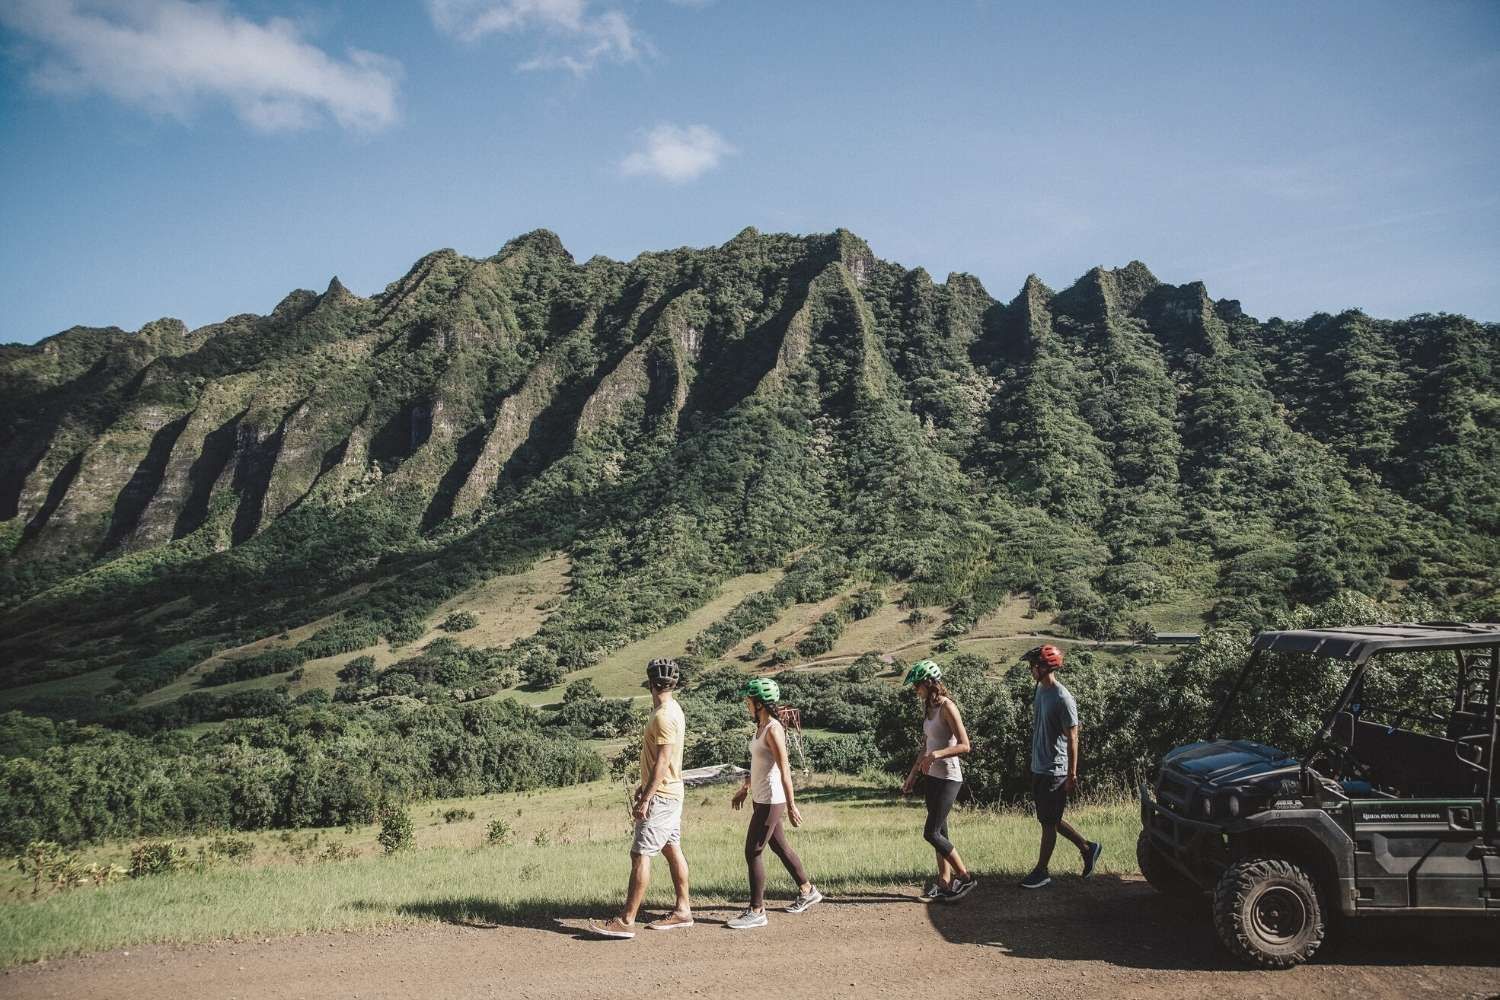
{"left": 901, "top": 660, "right": 977, "bottom": 901}
{"left": 726, "top": 677, "right": 822, "bottom": 930}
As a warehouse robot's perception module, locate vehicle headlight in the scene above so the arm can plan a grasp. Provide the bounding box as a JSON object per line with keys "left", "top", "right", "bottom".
{"left": 1200, "top": 795, "right": 1213, "bottom": 818}
{"left": 1226, "top": 793, "right": 1241, "bottom": 818}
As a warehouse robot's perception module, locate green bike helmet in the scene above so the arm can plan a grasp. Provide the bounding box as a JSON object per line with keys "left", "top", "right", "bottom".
{"left": 741, "top": 677, "right": 781, "bottom": 704}
{"left": 903, "top": 659, "right": 942, "bottom": 686}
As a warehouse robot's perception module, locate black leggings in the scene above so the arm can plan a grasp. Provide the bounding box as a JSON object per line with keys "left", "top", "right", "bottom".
{"left": 923, "top": 776, "right": 963, "bottom": 858}
{"left": 746, "top": 803, "right": 810, "bottom": 908}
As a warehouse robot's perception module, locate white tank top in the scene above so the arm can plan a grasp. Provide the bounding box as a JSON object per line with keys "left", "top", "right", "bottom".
{"left": 923, "top": 700, "right": 963, "bottom": 782}
{"left": 749, "top": 719, "right": 787, "bottom": 805}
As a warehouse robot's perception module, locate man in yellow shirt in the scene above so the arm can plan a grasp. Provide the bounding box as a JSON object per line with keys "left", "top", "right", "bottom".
{"left": 590, "top": 658, "right": 693, "bottom": 937}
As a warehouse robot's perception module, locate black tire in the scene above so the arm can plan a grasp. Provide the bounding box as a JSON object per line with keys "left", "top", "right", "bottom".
{"left": 1136, "top": 830, "right": 1202, "bottom": 899}
{"left": 1213, "top": 857, "right": 1326, "bottom": 968}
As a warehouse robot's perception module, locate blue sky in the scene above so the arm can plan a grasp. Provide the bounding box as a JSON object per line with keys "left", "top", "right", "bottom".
{"left": 2, "top": 1, "right": 1497, "bottom": 344}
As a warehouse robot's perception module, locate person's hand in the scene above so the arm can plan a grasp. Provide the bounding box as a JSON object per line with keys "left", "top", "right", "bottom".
{"left": 731, "top": 786, "right": 748, "bottom": 810}
{"left": 917, "top": 752, "right": 934, "bottom": 772}
{"left": 1065, "top": 774, "right": 1079, "bottom": 796}
{"left": 632, "top": 795, "right": 649, "bottom": 821}
{"left": 901, "top": 775, "right": 916, "bottom": 796}
{"left": 788, "top": 803, "right": 803, "bottom": 828}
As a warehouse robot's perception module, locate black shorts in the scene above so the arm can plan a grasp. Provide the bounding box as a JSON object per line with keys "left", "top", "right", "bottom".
{"left": 1032, "top": 772, "right": 1068, "bottom": 826}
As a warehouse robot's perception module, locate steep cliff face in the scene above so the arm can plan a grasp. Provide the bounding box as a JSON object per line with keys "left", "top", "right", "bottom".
{"left": 1, "top": 229, "right": 1496, "bottom": 699}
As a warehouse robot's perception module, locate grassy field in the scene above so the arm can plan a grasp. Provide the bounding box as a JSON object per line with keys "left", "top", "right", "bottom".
{"left": 0, "top": 775, "right": 1141, "bottom": 968}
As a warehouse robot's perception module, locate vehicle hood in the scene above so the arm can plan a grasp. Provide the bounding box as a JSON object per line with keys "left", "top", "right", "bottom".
{"left": 1161, "top": 739, "right": 1299, "bottom": 787}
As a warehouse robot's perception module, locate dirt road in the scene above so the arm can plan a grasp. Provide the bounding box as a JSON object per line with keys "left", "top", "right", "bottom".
{"left": 5, "top": 877, "right": 1495, "bottom": 1000}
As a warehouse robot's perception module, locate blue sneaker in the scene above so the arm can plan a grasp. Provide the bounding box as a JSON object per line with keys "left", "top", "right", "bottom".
{"left": 1081, "top": 841, "right": 1103, "bottom": 878}
{"left": 1019, "top": 868, "right": 1051, "bottom": 890}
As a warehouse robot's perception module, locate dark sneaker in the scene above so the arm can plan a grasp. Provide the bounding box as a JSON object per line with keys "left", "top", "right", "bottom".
{"left": 919, "top": 881, "right": 948, "bottom": 902}
{"left": 1081, "top": 841, "right": 1103, "bottom": 878}
{"left": 1019, "top": 868, "right": 1051, "bottom": 890}
{"left": 942, "top": 873, "right": 978, "bottom": 901}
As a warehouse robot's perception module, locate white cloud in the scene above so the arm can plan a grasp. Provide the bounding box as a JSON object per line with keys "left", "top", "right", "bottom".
{"left": 620, "top": 123, "right": 734, "bottom": 183}
{"left": 0, "top": 0, "right": 401, "bottom": 132}
{"left": 426, "top": 0, "right": 644, "bottom": 75}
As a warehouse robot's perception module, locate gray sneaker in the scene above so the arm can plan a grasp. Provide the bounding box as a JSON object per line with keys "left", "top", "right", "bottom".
{"left": 785, "top": 886, "right": 823, "bottom": 914}
{"left": 919, "top": 881, "right": 947, "bottom": 902}
{"left": 726, "top": 908, "right": 768, "bottom": 930}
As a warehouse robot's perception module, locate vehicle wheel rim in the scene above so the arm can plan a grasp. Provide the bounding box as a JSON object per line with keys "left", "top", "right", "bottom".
{"left": 1251, "top": 885, "right": 1307, "bottom": 945}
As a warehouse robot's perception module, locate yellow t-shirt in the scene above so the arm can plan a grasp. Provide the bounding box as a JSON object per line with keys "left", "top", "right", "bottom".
{"left": 638, "top": 699, "right": 685, "bottom": 800}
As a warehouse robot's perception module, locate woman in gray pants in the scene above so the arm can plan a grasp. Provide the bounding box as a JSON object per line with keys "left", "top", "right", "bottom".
{"left": 901, "top": 660, "right": 977, "bottom": 901}
{"left": 727, "top": 677, "right": 822, "bottom": 930}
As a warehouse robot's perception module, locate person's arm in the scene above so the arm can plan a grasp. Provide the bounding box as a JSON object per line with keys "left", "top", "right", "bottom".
{"left": 731, "top": 775, "right": 750, "bottom": 810}
{"left": 634, "top": 751, "right": 673, "bottom": 819}
{"left": 902, "top": 748, "right": 923, "bottom": 794}
{"left": 768, "top": 723, "right": 802, "bottom": 827}
{"left": 1065, "top": 725, "right": 1081, "bottom": 794}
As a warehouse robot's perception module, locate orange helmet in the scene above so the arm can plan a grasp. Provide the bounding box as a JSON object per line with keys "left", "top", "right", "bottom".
{"left": 1024, "top": 644, "right": 1064, "bottom": 671}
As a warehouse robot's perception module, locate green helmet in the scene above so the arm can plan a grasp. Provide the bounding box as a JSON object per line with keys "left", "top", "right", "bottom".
{"left": 741, "top": 677, "right": 781, "bottom": 704}
{"left": 903, "top": 659, "right": 942, "bottom": 686}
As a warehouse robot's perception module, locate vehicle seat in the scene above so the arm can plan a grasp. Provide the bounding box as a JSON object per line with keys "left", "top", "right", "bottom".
{"left": 1334, "top": 712, "right": 1484, "bottom": 798}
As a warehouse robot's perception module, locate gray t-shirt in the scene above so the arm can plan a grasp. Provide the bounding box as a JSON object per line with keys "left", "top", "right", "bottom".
{"left": 1031, "top": 680, "right": 1079, "bottom": 776}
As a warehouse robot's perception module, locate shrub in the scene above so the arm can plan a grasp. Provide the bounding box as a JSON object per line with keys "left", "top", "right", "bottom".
{"left": 199, "top": 648, "right": 304, "bottom": 687}
{"left": 15, "top": 841, "right": 78, "bottom": 896}
{"left": 205, "top": 834, "right": 255, "bottom": 863}
{"left": 804, "top": 732, "right": 882, "bottom": 774}
{"left": 441, "top": 611, "right": 479, "bottom": 633}
{"left": 845, "top": 588, "right": 884, "bottom": 621}
{"left": 377, "top": 807, "right": 414, "bottom": 854}
{"left": 129, "top": 841, "right": 188, "bottom": 878}
{"left": 485, "top": 819, "right": 514, "bottom": 846}
{"left": 745, "top": 640, "right": 768, "bottom": 660}
{"left": 385, "top": 616, "right": 426, "bottom": 647}
{"left": 320, "top": 842, "right": 356, "bottom": 862}
{"left": 336, "top": 655, "right": 377, "bottom": 686}
{"left": 844, "top": 653, "right": 882, "bottom": 682}
{"left": 442, "top": 808, "right": 476, "bottom": 823}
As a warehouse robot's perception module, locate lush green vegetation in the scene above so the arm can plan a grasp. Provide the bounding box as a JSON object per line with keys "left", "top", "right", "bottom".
{"left": 0, "top": 230, "right": 1494, "bottom": 873}
{"left": 0, "top": 700, "right": 602, "bottom": 850}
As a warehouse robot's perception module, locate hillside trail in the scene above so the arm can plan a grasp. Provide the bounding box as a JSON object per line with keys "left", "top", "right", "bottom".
{"left": 6, "top": 877, "right": 1495, "bottom": 1000}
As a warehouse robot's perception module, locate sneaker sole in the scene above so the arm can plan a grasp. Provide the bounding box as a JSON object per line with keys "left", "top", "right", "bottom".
{"left": 1082, "top": 845, "right": 1103, "bottom": 878}
{"left": 941, "top": 885, "right": 976, "bottom": 902}
{"left": 786, "top": 900, "right": 821, "bottom": 914}
{"left": 1020, "top": 879, "right": 1051, "bottom": 890}
{"left": 588, "top": 924, "right": 637, "bottom": 939}
{"left": 727, "top": 922, "right": 767, "bottom": 931}
{"left": 646, "top": 921, "right": 694, "bottom": 931}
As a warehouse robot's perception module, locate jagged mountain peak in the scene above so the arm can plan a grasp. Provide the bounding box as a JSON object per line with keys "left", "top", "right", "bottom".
{"left": 497, "top": 229, "right": 573, "bottom": 263}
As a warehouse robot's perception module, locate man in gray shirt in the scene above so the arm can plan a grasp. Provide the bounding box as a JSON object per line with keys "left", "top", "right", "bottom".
{"left": 1021, "top": 644, "right": 1103, "bottom": 889}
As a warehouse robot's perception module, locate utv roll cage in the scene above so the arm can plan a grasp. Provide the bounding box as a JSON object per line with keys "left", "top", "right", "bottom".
{"left": 1207, "top": 622, "right": 1500, "bottom": 838}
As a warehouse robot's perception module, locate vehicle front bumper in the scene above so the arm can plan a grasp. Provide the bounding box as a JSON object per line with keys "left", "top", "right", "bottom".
{"left": 1140, "top": 781, "right": 1229, "bottom": 889}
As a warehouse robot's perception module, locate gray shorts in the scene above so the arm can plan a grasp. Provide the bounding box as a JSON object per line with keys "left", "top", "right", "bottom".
{"left": 631, "top": 794, "right": 682, "bottom": 856}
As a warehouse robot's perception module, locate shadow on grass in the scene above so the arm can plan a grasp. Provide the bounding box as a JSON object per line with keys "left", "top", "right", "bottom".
{"left": 796, "top": 784, "right": 900, "bottom": 806}
{"left": 359, "top": 872, "right": 937, "bottom": 940}
{"left": 925, "top": 874, "right": 1500, "bottom": 971}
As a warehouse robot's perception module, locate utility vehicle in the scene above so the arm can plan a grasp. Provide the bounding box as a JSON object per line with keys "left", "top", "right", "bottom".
{"left": 1138, "top": 622, "right": 1499, "bottom": 967}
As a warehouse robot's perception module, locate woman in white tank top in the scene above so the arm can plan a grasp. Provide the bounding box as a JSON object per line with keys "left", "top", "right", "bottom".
{"left": 900, "top": 660, "right": 977, "bottom": 902}
{"left": 728, "top": 678, "right": 822, "bottom": 929}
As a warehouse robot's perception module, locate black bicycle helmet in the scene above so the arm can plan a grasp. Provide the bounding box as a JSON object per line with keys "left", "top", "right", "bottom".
{"left": 645, "top": 658, "right": 681, "bottom": 688}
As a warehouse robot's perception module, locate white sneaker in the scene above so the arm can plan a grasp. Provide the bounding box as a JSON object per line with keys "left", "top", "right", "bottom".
{"left": 726, "top": 908, "right": 768, "bottom": 930}
{"left": 785, "top": 887, "right": 823, "bottom": 914}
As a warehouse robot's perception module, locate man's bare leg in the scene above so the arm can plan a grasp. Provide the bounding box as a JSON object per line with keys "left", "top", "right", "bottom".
{"left": 661, "top": 842, "right": 691, "bottom": 917}
{"left": 619, "top": 852, "right": 652, "bottom": 924}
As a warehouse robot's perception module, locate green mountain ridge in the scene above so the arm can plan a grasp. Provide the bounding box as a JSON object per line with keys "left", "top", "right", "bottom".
{"left": 1, "top": 228, "right": 1497, "bottom": 719}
